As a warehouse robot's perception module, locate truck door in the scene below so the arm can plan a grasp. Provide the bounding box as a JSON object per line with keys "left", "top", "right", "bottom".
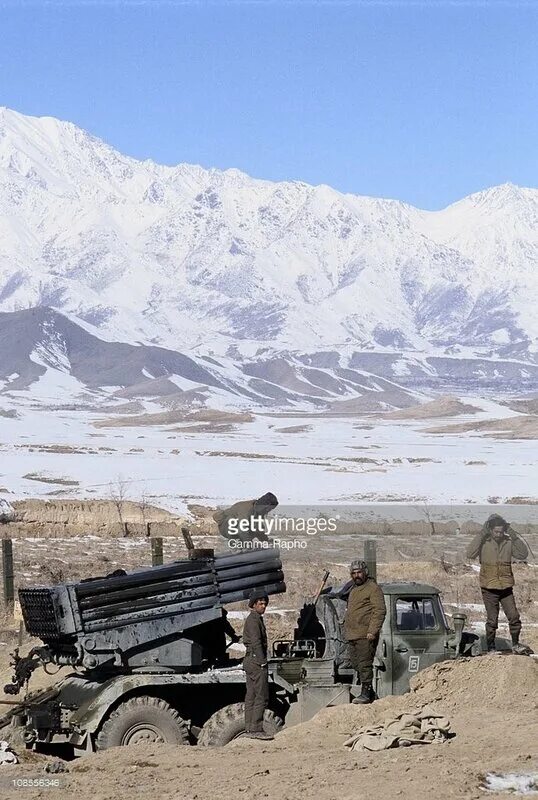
{"left": 390, "top": 595, "right": 448, "bottom": 695}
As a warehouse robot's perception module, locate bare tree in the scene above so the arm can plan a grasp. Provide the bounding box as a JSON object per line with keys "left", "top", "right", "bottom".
{"left": 109, "top": 475, "right": 129, "bottom": 537}
{"left": 414, "top": 501, "right": 437, "bottom": 536}
{"left": 140, "top": 489, "right": 151, "bottom": 537}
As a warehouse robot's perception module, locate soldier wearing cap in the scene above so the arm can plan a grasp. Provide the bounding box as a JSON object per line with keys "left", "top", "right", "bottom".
{"left": 242, "top": 588, "right": 273, "bottom": 739}
{"left": 344, "top": 559, "right": 386, "bottom": 704}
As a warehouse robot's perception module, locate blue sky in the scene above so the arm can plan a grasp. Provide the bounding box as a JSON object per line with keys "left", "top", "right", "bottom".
{"left": 1, "top": 0, "right": 537, "bottom": 209}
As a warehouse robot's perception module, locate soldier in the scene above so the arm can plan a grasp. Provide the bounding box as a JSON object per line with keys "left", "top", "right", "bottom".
{"left": 466, "top": 514, "right": 529, "bottom": 654}
{"left": 213, "top": 493, "right": 279, "bottom": 546}
{"left": 344, "top": 559, "right": 386, "bottom": 704}
{"left": 242, "top": 588, "right": 274, "bottom": 740}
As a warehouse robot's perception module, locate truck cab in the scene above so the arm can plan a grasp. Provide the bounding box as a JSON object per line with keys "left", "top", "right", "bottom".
{"left": 377, "top": 583, "right": 460, "bottom": 697}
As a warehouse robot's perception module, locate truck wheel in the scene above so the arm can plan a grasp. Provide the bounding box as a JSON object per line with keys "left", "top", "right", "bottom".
{"left": 197, "top": 703, "right": 283, "bottom": 747}
{"left": 95, "top": 696, "right": 189, "bottom": 749}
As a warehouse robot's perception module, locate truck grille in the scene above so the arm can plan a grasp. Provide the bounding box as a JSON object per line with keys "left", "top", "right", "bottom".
{"left": 18, "top": 589, "right": 61, "bottom": 641}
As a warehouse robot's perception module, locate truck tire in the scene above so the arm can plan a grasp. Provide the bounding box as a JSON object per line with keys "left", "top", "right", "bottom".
{"left": 95, "top": 696, "right": 189, "bottom": 749}
{"left": 197, "top": 703, "right": 283, "bottom": 747}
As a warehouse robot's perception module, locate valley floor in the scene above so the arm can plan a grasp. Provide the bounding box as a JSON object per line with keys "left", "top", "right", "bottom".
{"left": 1, "top": 394, "right": 537, "bottom": 513}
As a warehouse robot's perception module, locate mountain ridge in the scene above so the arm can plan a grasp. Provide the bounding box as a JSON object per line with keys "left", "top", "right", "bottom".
{"left": 1, "top": 107, "right": 537, "bottom": 407}
{"left": 2, "top": 307, "right": 538, "bottom": 411}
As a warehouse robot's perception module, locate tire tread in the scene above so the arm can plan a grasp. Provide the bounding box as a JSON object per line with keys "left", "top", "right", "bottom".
{"left": 95, "top": 695, "right": 189, "bottom": 750}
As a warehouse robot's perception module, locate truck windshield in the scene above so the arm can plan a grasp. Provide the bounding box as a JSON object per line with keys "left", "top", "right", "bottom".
{"left": 395, "top": 598, "right": 438, "bottom": 631}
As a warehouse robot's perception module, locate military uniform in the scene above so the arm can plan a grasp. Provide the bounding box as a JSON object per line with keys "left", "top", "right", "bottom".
{"left": 242, "top": 609, "right": 269, "bottom": 733}
{"left": 466, "top": 515, "right": 528, "bottom": 649}
{"left": 344, "top": 578, "right": 386, "bottom": 685}
{"left": 213, "top": 500, "right": 270, "bottom": 543}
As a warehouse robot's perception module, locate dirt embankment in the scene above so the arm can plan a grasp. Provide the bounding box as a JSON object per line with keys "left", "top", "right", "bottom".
{"left": 2, "top": 499, "right": 185, "bottom": 538}
{"left": 3, "top": 656, "right": 537, "bottom": 800}
{"left": 5, "top": 498, "right": 538, "bottom": 541}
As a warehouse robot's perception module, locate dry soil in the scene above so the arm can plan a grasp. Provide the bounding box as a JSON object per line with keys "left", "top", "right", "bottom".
{"left": 1, "top": 655, "right": 536, "bottom": 800}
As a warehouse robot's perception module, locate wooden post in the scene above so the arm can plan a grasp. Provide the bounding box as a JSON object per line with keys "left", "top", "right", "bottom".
{"left": 181, "top": 527, "right": 195, "bottom": 551}
{"left": 2, "top": 538, "right": 14, "bottom": 611}
{"left": 182, "top": 526, "right": 213, "bottom": 560}
{"left": 151, "top": 537, "right": 163, "bottom": 567}
{"left": 364, "top": 539, "right": 377, "bottom": 581}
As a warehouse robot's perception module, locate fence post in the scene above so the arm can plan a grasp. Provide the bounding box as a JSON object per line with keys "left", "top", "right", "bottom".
{"left": 151, "top": 537, "right": 163, "bottom": 567}
{"left": 2, "top": 538, "right": 15, "bottom": 611}
{"left": 364, "top": 539, "right": 377, "bottom": 581}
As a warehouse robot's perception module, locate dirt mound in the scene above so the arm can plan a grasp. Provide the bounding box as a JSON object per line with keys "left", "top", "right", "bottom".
{"left": 382, "top": 396, "right": 480, "bottom": 420}
{"left": 408, "top": 653, "right": 538, "bottom": 712}
{"left": 500, "top": 396, "right": 538, "bottom": 415}
{"left": 276, "top": 654, "right": 538, "bottom": 746}
{"left": 426, "top": 414, "right": 538, "bottom": 439}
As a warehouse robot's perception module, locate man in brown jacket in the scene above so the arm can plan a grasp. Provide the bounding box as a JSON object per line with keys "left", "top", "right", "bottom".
{"left": 213, "top": 493, "right": 279, "bottom": 546}
{"left": 242, "top": 589, "right": 273, "bottom": 740}
{"left": 344, "top": 559, "right": 386, "bottom": 704}
{"left": 466, "top": 514, "right": 529, "bottom": 653}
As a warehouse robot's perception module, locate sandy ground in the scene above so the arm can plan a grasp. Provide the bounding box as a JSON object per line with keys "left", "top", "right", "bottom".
{"left": 0, "top": 656, "right": 536, "bottom": 800}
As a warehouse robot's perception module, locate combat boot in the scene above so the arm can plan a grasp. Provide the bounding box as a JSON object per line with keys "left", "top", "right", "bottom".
{"left": 512, "top": 643, "right": 532, "bottom": 656}
{"left": 352, "top": 683, "right": 374, "bottom": 704}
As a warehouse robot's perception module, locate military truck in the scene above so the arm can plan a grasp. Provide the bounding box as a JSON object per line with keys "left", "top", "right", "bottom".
{"left": 0, "top": 549, "right": 511, "bottom": 753}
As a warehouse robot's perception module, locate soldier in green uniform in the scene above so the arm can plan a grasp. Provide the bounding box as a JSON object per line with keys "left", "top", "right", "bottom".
{"left": 466, "top": 514, "right": 529, "bottom": 653}
{"left": 344, "top": 559, "right": 386, "bottom": 704}
{"left": 242, "top": 589, "right": 274, "bottom": 740}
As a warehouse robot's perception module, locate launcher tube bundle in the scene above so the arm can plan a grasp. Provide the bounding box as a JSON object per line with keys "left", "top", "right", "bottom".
{"left": 17, "top": 548, "right": 285, "bottom": 672}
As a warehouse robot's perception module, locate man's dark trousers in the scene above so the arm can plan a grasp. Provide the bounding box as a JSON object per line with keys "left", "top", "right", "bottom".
{"left": 481, "top": 587, "right": 521, "bottom": 646}
{"left": 348, "top": 638, "right": 377, "bottom": 684}
{"left": 244, "top": 655, "right": 269, "bottom": 732}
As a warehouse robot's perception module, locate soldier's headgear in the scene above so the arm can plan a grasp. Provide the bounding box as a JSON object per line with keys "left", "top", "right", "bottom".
{"left": 248, "top": 588, "right": 270, "bottom": 607}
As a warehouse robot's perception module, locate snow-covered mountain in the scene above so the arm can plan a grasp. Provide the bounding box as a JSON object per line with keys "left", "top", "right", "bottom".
{"left": 4, "top": 307, "right": 538, "bottom": 413}
{"left": 0, "top": 107, "right": 537, "bottom": 404}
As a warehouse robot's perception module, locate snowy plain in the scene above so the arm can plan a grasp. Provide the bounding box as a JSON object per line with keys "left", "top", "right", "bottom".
{"left": 1, "top": 383, "right": 537, "bottom": 517}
